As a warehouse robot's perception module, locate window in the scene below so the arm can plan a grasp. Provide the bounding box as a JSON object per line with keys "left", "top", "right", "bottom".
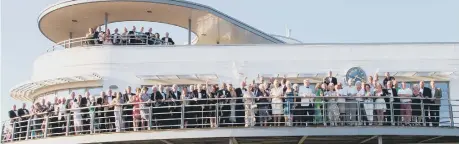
{"left": 88, "top": 87, "right": 103, "bottom": 97}
{"left": 70, "top": 88, "right": 86, "bottom": 97}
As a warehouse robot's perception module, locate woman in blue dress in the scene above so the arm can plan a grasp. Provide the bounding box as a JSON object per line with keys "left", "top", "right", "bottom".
{"left": 284, "top": 81, "right": 294, "bottom": 126}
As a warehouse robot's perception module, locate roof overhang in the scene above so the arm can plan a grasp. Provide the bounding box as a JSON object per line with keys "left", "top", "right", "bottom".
{"left": 10, "top": 73, "right": 103, "bottom": 101}
{"left": 38, "top": 0, "right": 285, "bottom": 44}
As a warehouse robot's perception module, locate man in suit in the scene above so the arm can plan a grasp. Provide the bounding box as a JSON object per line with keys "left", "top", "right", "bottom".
{"left": 80, "top": 92, "right": 90, "bottom": 133}
{"left": 94, "top": 26, "right": 102, "bottom": 44}
{"left": 128, "top": 26, "right": 137, "bottom": 44}
{"left": 430, "top": 80, "right": 442, "bottom": 126}
{"left": 17, "top": 103, "right": 29, "bottom": 140}
{"left": 172, "top": 84, "right": 181, "bottom": 100}
{"left": 8, "top": 105, "right": 19, "bottom": 140}
{"left": 122, "top": 86, "right": 135, "bottom": 131}
{"left": 161, "top": 32, "right": 175, "bottom": 45}
{"left": 217, "top": 83, "right": 231, "bottom": 127}
{"left": 419, "top": 81, "right": 433, "bottom": 125}
{"left": 383, "top": 82, "right": 398, "bottom": 126}
{"left": 111, "top": 28, "right": 121, "bottom": 45}
{"left": 383, "top": 72, "right": 396, "bottom": 86}
{"left": 323, "top": 71, "right": 338, "bottom": 85}
{"left": 105, "top": 89, "right": 115, "bottom": 132}
{"left": 151, "top": 86, "right": 164, "bottom": 127}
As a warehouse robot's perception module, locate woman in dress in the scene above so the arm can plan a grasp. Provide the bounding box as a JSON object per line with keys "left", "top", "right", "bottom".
{"left": 374, "top": 83, "right": 387, "bottom": 125}
{"left": 326, "top": 83, "right": 340, "bottom": 126}
{"left": 258, "top": 84, "right": 270, "bottom": 127}
{"left": 139, "top": 87, "right": 150, "bottom": 130}
{"left": 363, "top": 84, "right": 374, "bottom": 126}
{"left": 243, "top": 84, "right": 255, "bottom": 127}
{"left": 270, "top": 80, "right": 283, "bottom": 126}
{"left": 228, "top": 84, "right": 238, "bottom": 124}
{"left": 71, "top": 100, "right": 83, "bottom": 135}
{"left": 314, "top": 83, "right": 325, "bottom": 125}
{"left": 283, "top": 81, "right": 294, "bottom": 126}
{"left": 206, "top": 81, "right": 218, "bottom": 128}
{"left": 411, "top": 84, "right": 423, "bottom": 126}
{"left": 132, "top": 88, "right": 142, "bottom": 131}
{"left": 103, "top": 29, "right": 112, "bottom": 45}
{"left": 111, "top": 92, "right": 124, "bottom": 132}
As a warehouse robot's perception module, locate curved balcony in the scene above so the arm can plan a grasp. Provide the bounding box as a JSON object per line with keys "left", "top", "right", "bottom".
{"left": 3, "top": 96, "right": 459, "bottom": 144}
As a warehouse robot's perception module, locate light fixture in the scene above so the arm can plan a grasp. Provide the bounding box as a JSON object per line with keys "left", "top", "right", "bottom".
{"left": 147, "top": 10, "right": 152, "bottom": 13}
{"left": 72, "top": 20, "right": 78, "bottom": 22}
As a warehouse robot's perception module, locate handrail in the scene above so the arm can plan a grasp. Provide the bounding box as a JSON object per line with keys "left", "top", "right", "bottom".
{"left": 47, "top": 34, "right": 173, "bottom": 52}
{"left": 2, "top": 96, "right": 458, "bottom": 142}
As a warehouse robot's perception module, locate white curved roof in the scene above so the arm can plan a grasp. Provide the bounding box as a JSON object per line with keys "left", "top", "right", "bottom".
{"left": 38, "top": 0, "right": 285, "bottom": 44}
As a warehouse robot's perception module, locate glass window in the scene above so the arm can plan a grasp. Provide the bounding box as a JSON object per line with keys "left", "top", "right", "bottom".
{"left": 56, "top": 89, "right": 70, "bottom": 98}
{"left": 70, "top": 88, "right": 86, "bottom": 97}
{"left": 88, "top": 87, "right": 103, "bottom": 97}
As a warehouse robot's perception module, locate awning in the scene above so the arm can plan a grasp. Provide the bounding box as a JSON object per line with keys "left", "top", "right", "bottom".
{"left": 10, "top": 73, "right": 102, "bottom": 101}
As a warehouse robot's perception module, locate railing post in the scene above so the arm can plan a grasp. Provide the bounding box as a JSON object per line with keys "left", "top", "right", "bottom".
{"left": 118, "top": 107, "right": 122, "bottom": 132}
{"left": 43, "top": 116, "right": 49, "bottom": 138}
{"left": 421, "top": 100, "right": 426, "bottom": 126}
{"left": 287, "top": 100, "right": 291, "bottom": 126}
{"left": 322, "top": 101, "right": 326, "bottom": 126}
{"left": 181, "top": 102, "right": 185, "bottom": 129}
{"left": 390, "top": 101, "right": 395, "bottom": 126}
{"left": 216, "top": 102, "right": 220, "bottom": 127}
{"left": 65, "top": 113, "right": 70, "bottom": 136}
{"left": 25, "top": 118, "right": 31, "bottom": 140}
{"left": 449, "top": 99, "right": 455, "bottom": 127}
{"left": 148, "top": 104, "right": 152, "bottom": 130}
{"left": 90, "top": 110, "right": 95, "bottom": 134}
{"left": 357, "top": 101, "right": 361, "bottom": 126}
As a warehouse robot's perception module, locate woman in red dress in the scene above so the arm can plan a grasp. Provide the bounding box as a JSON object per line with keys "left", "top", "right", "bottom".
{"left": 132, "top": 88, "right": 141, "bottom": 131}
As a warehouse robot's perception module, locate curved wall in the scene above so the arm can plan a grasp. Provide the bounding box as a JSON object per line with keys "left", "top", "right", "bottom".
{"left": 23, "top": 43, "right": 459, "bottom": 125}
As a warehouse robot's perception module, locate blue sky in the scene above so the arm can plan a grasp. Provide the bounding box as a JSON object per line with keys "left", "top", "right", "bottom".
{"left": 1, "top": 0, "right": 459, "bottom": 121}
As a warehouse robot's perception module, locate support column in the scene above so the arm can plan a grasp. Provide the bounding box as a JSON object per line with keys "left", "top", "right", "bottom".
{"left": 188, "top": 18, "right": 192, "bottom": 45}
{"left": 104, "top": 13, "right": 108, "bottom": 32}
{"left": 68, "top": 32, "right": 73, "bottom": 48}
{"left": 377, "top": 136, "right": 383, "bottom": 144}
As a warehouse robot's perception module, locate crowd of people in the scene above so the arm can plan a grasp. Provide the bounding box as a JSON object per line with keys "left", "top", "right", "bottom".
{"left": 82, "top": 26, "right": 175, "bottom": 46}
{"left": 3, "top": 72, "right": 444, "bottom": 142}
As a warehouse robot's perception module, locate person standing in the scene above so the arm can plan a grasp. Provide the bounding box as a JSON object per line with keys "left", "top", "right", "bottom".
{"left": 430, "top": 81, "right": 442, "bottom": 126}
{"left": 419, "top": 81, "right": 433, "bottom": 125}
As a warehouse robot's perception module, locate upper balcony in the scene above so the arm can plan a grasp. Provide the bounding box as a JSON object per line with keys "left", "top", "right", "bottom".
{"left": 38, "top": 0, "right": 285, "bottom": 47}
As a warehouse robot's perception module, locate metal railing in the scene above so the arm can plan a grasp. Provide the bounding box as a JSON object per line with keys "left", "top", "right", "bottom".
{"left": 47, "top": 34, "right": 173, "bottom": 52}
{"left": 1, "top": 96, "right": 458, "bottom": 143}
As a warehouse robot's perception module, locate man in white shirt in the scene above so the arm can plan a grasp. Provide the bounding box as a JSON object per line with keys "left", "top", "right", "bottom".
{"left": 299, "top": 79, "right": 315, "bottom": 126}
{"left": 398, "top": 82, "right": 413, "bottom": 125}
{"left": 354, "top": 81, "right": 366, "bottom": 125}
{"left": 344, "top": 79, "right": 357, "bottom": 126}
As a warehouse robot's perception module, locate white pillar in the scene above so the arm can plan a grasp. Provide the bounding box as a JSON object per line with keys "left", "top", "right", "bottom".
{"left": 104, "top": 13, "right": 108, "bottom": 32}
{"left": 377, "top": 136, "right": 383, "bottom": 144}
{"left": 188, "top": 18, "right": 192, "bottom": 45}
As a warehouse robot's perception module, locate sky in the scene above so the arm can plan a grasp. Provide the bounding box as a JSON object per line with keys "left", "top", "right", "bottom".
{"left": 1, "top": 0, "right": 459, "bottom": 121}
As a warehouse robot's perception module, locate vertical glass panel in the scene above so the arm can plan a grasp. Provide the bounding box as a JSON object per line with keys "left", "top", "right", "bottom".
{"left": 88, "top": 87, "right": 103, "bottom": 97}
{"left": 70, "top": 88, "right": 86, "bottom": 97}
{"left": 435, "top": 82, "right": 450, "bottom": 126}
{"left": 56, "top": 89, "right": 70, "bottom": 98}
